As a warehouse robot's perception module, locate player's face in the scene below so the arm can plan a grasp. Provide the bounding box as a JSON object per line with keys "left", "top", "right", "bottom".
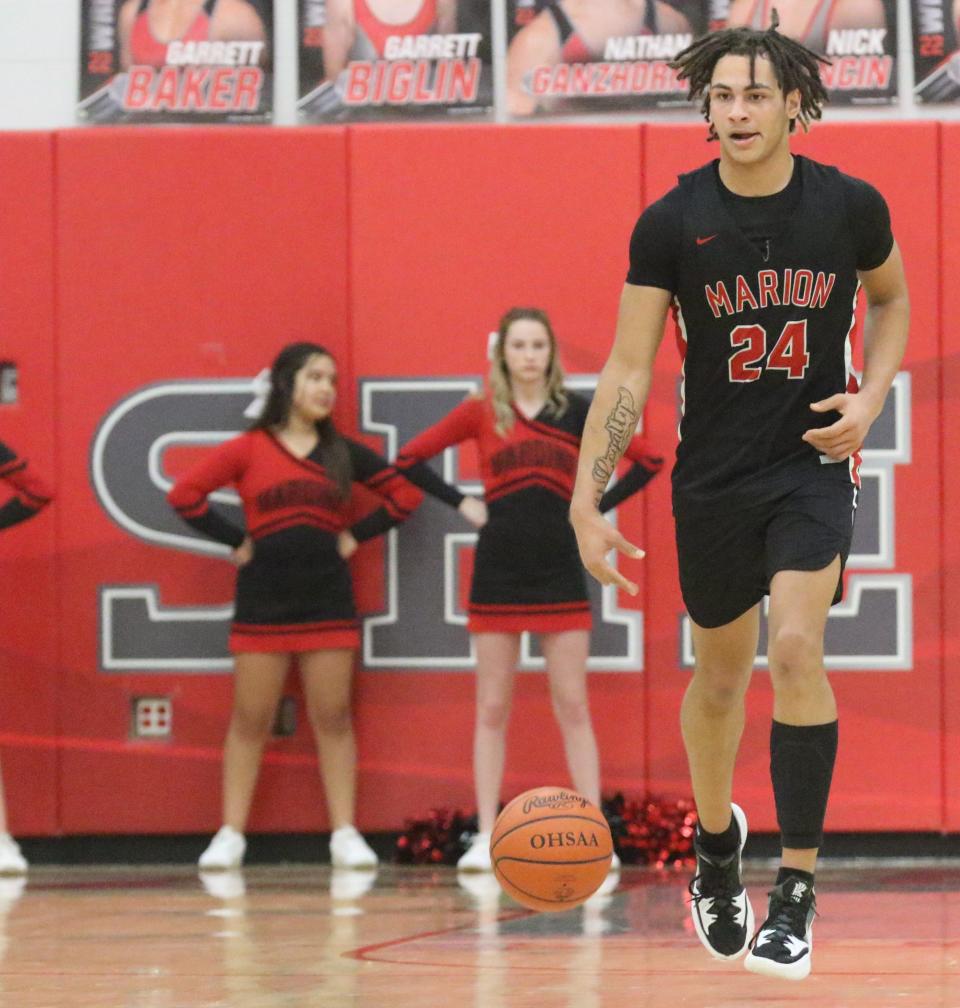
{"left": 291, "top": 353, "right": 337, "bottom": 422}
{"left": 708, "top": 54, "right": 801, "bottom": 165}
{"left": 502, "top": 319, "right": 552, "bottom": 386}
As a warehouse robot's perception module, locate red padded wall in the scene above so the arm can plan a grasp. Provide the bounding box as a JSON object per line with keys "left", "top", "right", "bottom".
{"left": 642, "top": 123, "right": 942, "bottom": 830}
{"left": 349, "top": 124, "right": 648, "bottom": 826}
{"left": 941, "top": 124, "right": 959, "bottom": 832}
{"left": 0, "top": 121, "right": 953, "bottom": 837}
{"left": 0, "top": 133, "right": 59, "bottom": 835}
{"left": 53, "top": 128, "right": 350, "bottom": 832}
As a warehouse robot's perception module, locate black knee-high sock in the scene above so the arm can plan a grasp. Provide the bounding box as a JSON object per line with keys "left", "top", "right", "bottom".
{"left": 770, "top": 720, "right": 838, "bottom": 850}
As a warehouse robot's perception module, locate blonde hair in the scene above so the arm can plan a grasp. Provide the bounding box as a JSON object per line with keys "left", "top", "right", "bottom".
{"left": 488, "top": 307, "right": 568, "bottom": 436}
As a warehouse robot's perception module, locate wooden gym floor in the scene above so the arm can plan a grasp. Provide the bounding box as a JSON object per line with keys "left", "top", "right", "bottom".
{"left": 0, "top": 861, "right": 955, "bottom": 1007}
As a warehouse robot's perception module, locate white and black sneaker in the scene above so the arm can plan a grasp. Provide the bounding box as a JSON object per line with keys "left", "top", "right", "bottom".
{"left": 745, "top": 877, "right": 816, "bottom": 980}
{"left": 688, "top": 803, "right": 753, "bottom": 960}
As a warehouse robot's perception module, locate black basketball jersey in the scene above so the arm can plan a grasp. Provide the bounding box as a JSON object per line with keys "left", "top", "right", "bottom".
{"left": 665, "top": 156, "right": 865, "bottom": 508}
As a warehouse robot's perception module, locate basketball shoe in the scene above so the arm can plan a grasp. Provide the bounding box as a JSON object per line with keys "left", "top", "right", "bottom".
{"left": 198, "top": 825, "right": 246, "bottom": 870}
{"left": 745, "top": 876, "right": 816, "bottom": 980}
{"left": 457, "top": 832, "right": 492, "bottom": 872}
{"left": 688, "top": 803, "right": 753, "bottom": 959}
{"left": 330, "top": 825, "right": 378, "bottom": 869}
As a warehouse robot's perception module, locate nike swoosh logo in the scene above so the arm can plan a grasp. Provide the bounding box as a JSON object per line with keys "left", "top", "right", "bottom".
{"left": 696, "top": 234, "right": 718, "bottom": 245}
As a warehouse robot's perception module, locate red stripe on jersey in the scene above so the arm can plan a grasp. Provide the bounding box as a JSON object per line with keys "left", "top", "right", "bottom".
{"left": 512, "top": 406, "right": 580, "bottom": 448}
{"left": 469, "top": 600, "right": 590, "bottom": 614}
{"left": 1, "top": 457, "right": 53, "bottom": 505}
{"left": 173, "top": 498, "right": 209, "bottom": 519}
{"left": 485, "top": 472, "right": 571, "bottom": 504}
{"left": 250, "top": 511, "right": 340, "bottom": 539}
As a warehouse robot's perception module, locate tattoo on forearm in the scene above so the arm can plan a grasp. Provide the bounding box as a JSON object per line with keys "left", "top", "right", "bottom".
{"left": 591, "top": 387, "right": 640, "bottom": 504}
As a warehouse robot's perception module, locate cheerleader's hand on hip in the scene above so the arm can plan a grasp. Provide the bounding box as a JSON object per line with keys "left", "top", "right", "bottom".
{"left": 338, "top": 530, "right": 359, "bottom": 560}
{"left": 458, "top": 496, "right": 488, "bottom": 528}
{"left": 232, "top": 536, "right": 254, "bottom": 567}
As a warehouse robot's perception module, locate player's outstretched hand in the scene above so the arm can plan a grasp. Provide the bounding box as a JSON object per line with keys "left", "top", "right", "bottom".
{"left": 803, "top": 392, "right": 876, "bottom": 461}
{"left": 570, "top": 506, "right": 644, "bottom": 596}
{"left": 458, "top": 496, "right": 488, "bottom": 529}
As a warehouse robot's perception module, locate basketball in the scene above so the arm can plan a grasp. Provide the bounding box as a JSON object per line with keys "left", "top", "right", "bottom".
{"left": 490, "top": 786, "right": 613, "bottom": 911}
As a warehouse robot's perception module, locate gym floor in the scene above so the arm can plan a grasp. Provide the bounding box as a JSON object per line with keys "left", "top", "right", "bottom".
{"left": 0, "top": 860, "right": 955, "bottom": 1006}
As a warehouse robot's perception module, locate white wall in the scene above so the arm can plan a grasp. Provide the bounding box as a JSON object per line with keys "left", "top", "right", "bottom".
{"left": 0, "top": 0, "right": 80, "bottom": 128}
{"left": 0, "top": 0, "right": 958, "bottom": 129}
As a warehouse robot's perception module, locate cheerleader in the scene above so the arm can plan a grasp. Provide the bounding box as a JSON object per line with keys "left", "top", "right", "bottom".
{"left": 168, "top": 343, "right": 422, "bottom": 869}
{"left": 0, "top": 440, "right": 54, "bottom": 873}
{"left": 395, "top": 308, "right": 663, "bottom": 870}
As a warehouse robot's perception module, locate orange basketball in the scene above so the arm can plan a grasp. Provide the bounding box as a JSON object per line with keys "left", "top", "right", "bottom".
{"left": 490, "top": 786, "right": 613, "bottom": 912}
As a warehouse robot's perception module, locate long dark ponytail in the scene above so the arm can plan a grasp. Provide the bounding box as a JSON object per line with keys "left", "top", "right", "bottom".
{"left": 250, "top": 341, "right": 352, "bottom": 498}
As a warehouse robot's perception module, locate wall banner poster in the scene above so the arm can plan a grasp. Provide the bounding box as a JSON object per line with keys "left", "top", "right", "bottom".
{"left": 297, "top": 0, "right": 493, "bottom": 121}
{"left": 721, "top": 0, "right": 898, "bottom": 106}
{"left": 912, "top": 0, "right": 960, "bottom": 102}
{"left": 78, "top": 0, "right": 274, "bottom": 124}
{"left": 506, "top": 0, "right": 898, "bottom": 118}
{"left": 505, "top": 0, "right": 711, "bottom": 117}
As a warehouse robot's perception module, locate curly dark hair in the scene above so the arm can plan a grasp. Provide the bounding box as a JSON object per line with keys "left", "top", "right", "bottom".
{"left": 670, "top": 9, "right": 830, "bottom": 140}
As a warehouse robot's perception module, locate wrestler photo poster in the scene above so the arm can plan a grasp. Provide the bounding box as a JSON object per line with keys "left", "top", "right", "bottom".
{"left": 505, "top": 0, "right": 713, "bottom": 116}
{"left": 78, "top": 0, "right": 274, "bottom": 124}
{"left": 720, "top": 0, "right": 899, "bottom": 105}
{"left": 297, "top": 0, "right": 494, "bottom": 121}
{"left": 505, "top": 0, "right": 898, "bottom": 118}
{"left": 911, "top": 0, "right": 960, "bottom": 102}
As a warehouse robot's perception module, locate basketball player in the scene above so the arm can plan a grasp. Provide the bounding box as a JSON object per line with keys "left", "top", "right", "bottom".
{"left": 168, "top": 343, "right": 422, "bottom": 870}
{"left": 569, "top": 18, "right": 909, "bottom": 980}
{"left": 0, "top": 440, "right": 53, "bottom": 874}
{"left": 725, "top": 0, "right": 887, "bottom": 55}
{"left": 118, "top": 0, "right": 266, "bottom": 69}
{"left": 507, "top": 0, "right": 696, "bottom": 115}
{"left": 322, "top": 0, "right": 458, "bottom": 80}
{"left": 395, "top": 308, "right": 663, "bottom": 871}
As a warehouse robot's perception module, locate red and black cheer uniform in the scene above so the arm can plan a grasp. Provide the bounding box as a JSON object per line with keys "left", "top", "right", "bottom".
{"left": 0, "top": 440, "right": 53, "bottom": 530}
{"left": 168, "top": 429, "right": 422, "bottom": 653}
{"left": 396, "top": 393, "right": 663, "bottom": 633}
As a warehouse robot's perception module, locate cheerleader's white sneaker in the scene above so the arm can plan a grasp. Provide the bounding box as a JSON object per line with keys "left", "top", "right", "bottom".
{"left": 330, "top": 825, "right": 378, "bottom": 869}
{"left": 0, "top": 835, "right": 26, "bottom": 875}
{"left": 198, "top": 826, "right": 246, "bottom": 870}
{"left": 457, "top": 832, "right": 492, "bottom": 872}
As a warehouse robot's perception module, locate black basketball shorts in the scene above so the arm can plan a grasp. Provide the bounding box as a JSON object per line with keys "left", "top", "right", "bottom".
{"left": 674, "top": 478, "right": 857, "bottom": 629}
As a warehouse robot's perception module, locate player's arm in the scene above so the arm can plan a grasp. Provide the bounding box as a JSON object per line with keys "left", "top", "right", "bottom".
{"left": 569, "top": 283, "right": 671, "bottom": 595}
{"left": 214, "top": 0, "right": 267, "bottom": 42}
{"left": 437, "top": 0, "right": 457, "bottom": 33}
{"left": 117, "top": 0, "right": 138, "bottom": 70}
{"left": 803, "top": 241, "right": 909, "bottom": 460}
{"left": 323, "top": 0, "right": 355, "bottom": 79}
{"left": 832, "top": 0, "right": 886, "bottom": 31}
{"left": 506, "top": 11, "right": 562, "bottom": 115}
{"left": 653, "top": 0, "right": 694, "bottom": 34}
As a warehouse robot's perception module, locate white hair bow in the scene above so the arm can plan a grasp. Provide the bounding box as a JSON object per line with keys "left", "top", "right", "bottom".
{"left": 243, "top": 368, "right": 273, "bottom": 419}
